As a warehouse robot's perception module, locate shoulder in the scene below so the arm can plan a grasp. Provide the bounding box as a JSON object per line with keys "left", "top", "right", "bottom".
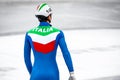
{"left": 52, "top": 26, "right": 64, "bottom": 34}
{"left": 51, "top": 26, "right": 65, "bottom": 38}
{"left": 25, "top": 27, "right": 37, "bottom": 37}
{"left": 27, "top": 27, "right": 38, "bottom": 33}
{"left": 51, "top": 27, "right": 60, "bottom": 32}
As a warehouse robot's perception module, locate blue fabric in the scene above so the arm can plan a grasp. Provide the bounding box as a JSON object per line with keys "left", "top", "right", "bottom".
{"left": 24, "top": 22, "right": 74, "bottom": 80}
{"left": 39, "top": 22, "right": 51, "bottom": 26}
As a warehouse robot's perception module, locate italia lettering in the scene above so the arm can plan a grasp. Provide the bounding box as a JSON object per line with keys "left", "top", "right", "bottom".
{"left": 32, "top": 27, "right": 53, "bottom": 33}
{"left": 32, "top": 27, "right": 39, "bottom": 32}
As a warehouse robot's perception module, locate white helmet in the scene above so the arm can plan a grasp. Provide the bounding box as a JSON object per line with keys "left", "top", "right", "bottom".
{"left": 35, "top": 3, "right": 52, "bottom": 17}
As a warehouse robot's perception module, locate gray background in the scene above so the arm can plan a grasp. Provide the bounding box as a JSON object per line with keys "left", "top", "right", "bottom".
{"left": 0, "top": 0, "right": 120, "bottom": 35}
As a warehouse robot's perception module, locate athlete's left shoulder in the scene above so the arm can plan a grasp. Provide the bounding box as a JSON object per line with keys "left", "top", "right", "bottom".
{"left": 52, "top": 26, "right": 64, "bottom": 33}
{"left": 51, "top": 26, "right": 60, "bottom": 32}
{"left": 51, "top": 26, "right": 65, "bottom": 38}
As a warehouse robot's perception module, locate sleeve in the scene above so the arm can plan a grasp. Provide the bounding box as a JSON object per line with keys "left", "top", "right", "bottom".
{"left": 58, "top": 31, "right": 74, "bottom": 72}
{"left": 24, "top": 33, "right": 32, "bottom": 74}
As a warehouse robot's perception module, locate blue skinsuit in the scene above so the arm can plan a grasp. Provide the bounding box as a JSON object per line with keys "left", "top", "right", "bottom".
{"left": 24, "top": 22, "right": 74, "bottom": 80}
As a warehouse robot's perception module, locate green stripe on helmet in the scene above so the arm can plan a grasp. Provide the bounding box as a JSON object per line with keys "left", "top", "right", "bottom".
{"left": 39, "top": 3, "right": 47, "bottom": 11}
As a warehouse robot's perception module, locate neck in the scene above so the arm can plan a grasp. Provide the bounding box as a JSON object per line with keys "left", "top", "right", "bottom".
{"left": 47, "top": 20, "right": 50, "bottom": 23}
{"left": 46, "top": 18, "right": 51, "bottom": 23}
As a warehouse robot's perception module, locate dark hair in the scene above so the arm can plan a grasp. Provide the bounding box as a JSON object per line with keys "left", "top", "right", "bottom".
{"left": 35, "top": 15, "right": 48, "bottom": 22}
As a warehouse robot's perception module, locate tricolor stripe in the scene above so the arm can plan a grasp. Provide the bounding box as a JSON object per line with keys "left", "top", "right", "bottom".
{"left": 33, "top": 40, "right": 55, "bottom": 53}
{"left": 28, "top": 31, "right": 60, "bottom": 54}
{"left": 28, "top": 32, "right": 60, "bottom": 44}
{"left": 39, "top": 3, "right": 47, "bottom": 10}
{"left": 38, "top": 3, "right": 47, "bottom": 11}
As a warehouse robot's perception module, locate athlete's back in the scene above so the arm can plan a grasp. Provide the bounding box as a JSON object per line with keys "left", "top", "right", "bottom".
{"left": 24, "top": 22, "right": 74, "bottom": 80}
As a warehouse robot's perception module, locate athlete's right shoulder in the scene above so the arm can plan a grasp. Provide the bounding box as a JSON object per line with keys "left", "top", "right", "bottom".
{"left": 25, "top": 27, "right": 37, "bottom": 37}
{"left": 25, "top": 26, "right": 39, "bottom": 36}
{"left": 27, "top": 27, "right": 38, "bottom": 33}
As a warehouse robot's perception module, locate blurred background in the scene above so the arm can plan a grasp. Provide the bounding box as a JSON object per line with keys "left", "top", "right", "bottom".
{"left": 0, "top": 0, "right": 120, "bottom": 80}
{"left": 0, "top": 0, "right": 120, "bottom": 35}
